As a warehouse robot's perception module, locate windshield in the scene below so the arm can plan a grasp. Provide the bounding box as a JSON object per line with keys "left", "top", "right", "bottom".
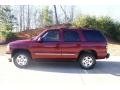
{"left": 32, "top": 30, "right": 46, "bottom": 41}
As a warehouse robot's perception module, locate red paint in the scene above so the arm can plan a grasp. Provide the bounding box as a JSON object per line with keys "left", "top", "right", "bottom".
{"left": 6, "top": 28, "right": 109, "bottom": 61}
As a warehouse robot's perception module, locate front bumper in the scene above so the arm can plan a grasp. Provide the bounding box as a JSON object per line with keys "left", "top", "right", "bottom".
{"left": 6, "top": 51, "right": 11, "bottom": 54}
{"left": 6, "top": 53, "right": 12, "bottom": 62}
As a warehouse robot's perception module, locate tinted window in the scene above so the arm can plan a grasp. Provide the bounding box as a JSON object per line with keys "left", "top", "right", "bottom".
{"left": 64, "top": 30, "right": 80, "bottom": 42}
{"left": 42, "top": 30, "right": 59, "bottom": 42}
{"left": 83, "top": 30, "right": 106, "bottom": 42}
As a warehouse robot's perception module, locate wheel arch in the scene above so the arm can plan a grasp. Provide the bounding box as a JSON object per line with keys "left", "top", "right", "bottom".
{"left": 77, "top": 50, "right": 97, "bottom": 61}
{"left": 12, "top": 49, "right": 32, "bottom": 58}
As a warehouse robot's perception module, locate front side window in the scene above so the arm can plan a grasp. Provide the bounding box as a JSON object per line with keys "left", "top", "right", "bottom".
{"left": 63, "top": 30, "right": 80, "bottom": 42}
{"left": 41, "top": 30, "right": 60, "bottom": 42}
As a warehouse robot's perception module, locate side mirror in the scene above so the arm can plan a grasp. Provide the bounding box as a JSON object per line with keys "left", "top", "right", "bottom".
{"left": 31, "top": 36, "right": 35, "bottom": 40}
{"left": 37, "top": 37, "right": 43, "bottom": 42}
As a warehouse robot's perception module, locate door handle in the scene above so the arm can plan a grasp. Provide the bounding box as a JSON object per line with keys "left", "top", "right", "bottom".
{"left": 77, "top": 44, "right": 80, "bottom": 47}
{"left": 56, "top": 44, "right": 59, "bottom": 48}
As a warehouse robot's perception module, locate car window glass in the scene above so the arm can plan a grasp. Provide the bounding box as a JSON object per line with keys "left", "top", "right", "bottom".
{"left": 42, "top": 30, "right": 59, "bottom": 42}
{"left": 63, "top": 30, "right": 80, "bottom": 42}
{"left": 83, "top": 30, "right": 106, "bottom": 42}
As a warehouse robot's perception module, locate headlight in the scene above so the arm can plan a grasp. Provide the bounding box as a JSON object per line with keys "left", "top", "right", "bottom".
{"left": 6, "top": 44, "right": 12, "bottom": 54}
{"left": 7, "top": 44, "right": 10, "bottom": 51}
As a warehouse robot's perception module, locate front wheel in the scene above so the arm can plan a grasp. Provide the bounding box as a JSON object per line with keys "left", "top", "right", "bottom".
{"left": 13, "top": 52, "right": 31, "bottom": 68}
{"left": 78, "top": 53, "right": 96, "bottom": 70}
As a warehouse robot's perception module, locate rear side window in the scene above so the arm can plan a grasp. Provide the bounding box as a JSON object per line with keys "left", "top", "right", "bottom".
{"left": 83, "top": 30, "right": 106, "bottom": 42}
{"left": 63, "top": 30, "right": 80, "bottom": 42}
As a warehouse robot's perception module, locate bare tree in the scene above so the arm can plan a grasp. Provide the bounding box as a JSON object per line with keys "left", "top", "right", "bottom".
{"left": 33, "top": 10, "right": 38, "bottom": 28}
{"left": 22, "top": 5, "right": 25, "bottom": 30}
{"left": 19, "top": 6, "right": 22, "bottom": 31}
{"left": 19, "top": 5, "right": 26, "bottom": 31}
{"left": 17, "top": 5, "right": 74, "bottom": 31}
{"left": 27, "top": 5, "right": 30, "bottom": 30}
{"left": 60, "top": 5, "right": 75, "bottom": 23}
{"left": 53, "top": 5, "right": 59, "bottom": 24}
{"left": 69, "top": 6, "right": 74, "bottom": 22}
{"left": 60, "top": 5, "right": 69, "bottom": 22}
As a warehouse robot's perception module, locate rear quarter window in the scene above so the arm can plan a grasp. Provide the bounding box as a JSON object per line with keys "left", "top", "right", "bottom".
{"left": 83, "top": 30, "right": 106, "bottom": 42}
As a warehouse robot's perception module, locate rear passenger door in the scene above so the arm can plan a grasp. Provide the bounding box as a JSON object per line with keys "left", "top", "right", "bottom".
{"left": 60, "top": 29, "right": 81, "bottom": 60}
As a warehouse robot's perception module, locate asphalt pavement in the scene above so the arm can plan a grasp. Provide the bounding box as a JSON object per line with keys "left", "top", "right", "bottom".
{"left": 0, "top": 55, "right": 120, "bottom": 90}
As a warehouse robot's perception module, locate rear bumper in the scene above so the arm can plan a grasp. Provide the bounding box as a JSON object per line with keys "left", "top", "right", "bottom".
{"left": 106, "top": 53, "right": 110, "bottom": 58}
{"left": 97, "top": 53, "right": 110, "bottom": 59}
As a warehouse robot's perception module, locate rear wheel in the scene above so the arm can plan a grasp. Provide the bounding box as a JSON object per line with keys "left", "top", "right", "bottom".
{"left": 78, "top": 53, "right": 96, "bottom": 69}
{"left": 13, "top": 52, "right": 31, "bottom": 68}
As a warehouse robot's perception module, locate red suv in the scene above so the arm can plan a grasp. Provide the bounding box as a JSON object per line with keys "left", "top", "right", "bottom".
{"left": 6, "top": 28, "right": 109, "bottom": 69}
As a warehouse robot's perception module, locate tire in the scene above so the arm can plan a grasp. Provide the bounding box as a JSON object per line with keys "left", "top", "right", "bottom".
{"left": 13, "top": 52, "right": 31, "bottom": 68}
{"left": 78, "top": 53, "right": 96, "bottom": 70}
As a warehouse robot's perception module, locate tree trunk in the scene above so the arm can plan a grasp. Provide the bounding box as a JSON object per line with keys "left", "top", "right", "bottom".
{"left": 22, "top": 5, "right": 25, "bottom": 31}
{"left": 69, "top": 6, "right": 74, "bottom": 22}
{"left": 60, "top": 6, "right": 68, "bottom": 22}
{"left": 53, "top": 5, "right": 59, "bottom": 24}
{"left": 27, "top": 5, "right": 30, "bottom": 30}
{"left": 33, "top": 10, "right": 37, "bottom": 28}
{"left": 19, "top": 6, "right": 22, "bottom": 32}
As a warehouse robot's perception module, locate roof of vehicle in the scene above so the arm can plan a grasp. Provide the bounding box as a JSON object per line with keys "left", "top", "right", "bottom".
{"left": 45, "top": 28, "right": 101, "bottom": 32}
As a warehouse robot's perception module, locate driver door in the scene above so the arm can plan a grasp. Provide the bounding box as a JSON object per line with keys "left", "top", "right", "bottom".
{"left": 31, "top": 30, "right": 61, "bottom": 59}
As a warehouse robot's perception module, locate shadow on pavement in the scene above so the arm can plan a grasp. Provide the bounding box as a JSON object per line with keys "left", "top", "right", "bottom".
{"left": 27, "top": 60, "right": 120, "bottom": 76}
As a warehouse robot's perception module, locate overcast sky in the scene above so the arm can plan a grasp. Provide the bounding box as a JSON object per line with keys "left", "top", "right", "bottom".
{"left": 1, "top": 0, "right": 120, "bottom": 5}
{"left": 1, "top": 0, "right": 120, "bottom": 21}
{"left": 75, "top": 5, "right": 120, "bottom": 21}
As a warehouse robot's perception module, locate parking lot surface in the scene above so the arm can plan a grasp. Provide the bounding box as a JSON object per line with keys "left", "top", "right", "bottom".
{"left": 0, "top": 55, "right": 120, "bottom": 90}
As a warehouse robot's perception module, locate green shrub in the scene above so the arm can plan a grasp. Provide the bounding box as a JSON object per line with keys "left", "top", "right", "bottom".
{"left": 96, "top": 17, "right": 116, "bottom": 37}
{"left": 114, "top": 27, "right": 120, "bottom": 41}
{"left": 73, "top": 15, "right": 97, "bottom": 28}
{"left": 1, "top": 31, "right": 16, "bottom": 42}
{"left": 72, "top": 15, "right": 120, "bottom": 42}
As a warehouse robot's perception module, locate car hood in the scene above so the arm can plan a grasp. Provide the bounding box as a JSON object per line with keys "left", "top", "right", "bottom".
{"left": 9, "top": 39, "right": 33, "bottom": 46}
